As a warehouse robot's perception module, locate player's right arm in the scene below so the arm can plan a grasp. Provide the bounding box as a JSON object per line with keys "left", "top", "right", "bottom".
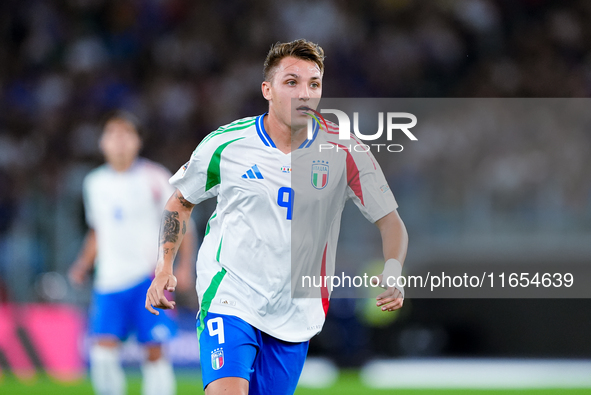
{"left": 146, "top": 189, "right": 196, "bottom": 315}
{"left": 146, "top": 122, "right": 249, "bottom": 314}
{"left": 68, "top": 228, "right": 97, "bottom": 286}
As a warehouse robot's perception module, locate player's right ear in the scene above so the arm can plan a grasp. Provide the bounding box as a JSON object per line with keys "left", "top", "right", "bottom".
{"left": 261, "top": 81, "right": 272, "bottom": 101}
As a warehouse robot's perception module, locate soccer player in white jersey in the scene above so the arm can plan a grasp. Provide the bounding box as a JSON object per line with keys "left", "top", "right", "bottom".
{"left": 146, "top": 39, "right": 408, "bottom": 395}
{"left": 69, "top": 111, "right": 195, "bottom": 395}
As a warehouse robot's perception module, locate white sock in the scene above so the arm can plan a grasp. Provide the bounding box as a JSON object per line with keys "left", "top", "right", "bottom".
{"left": 89, "top": 344, "right": 126, "bottom": 395}
{"left": 141, "top": 358, "right": 176, "bottom": 395}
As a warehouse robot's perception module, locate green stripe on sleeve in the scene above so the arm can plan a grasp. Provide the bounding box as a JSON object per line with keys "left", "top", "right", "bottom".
{"left": 205, "top": 137, "right": 244, "bottom": 191}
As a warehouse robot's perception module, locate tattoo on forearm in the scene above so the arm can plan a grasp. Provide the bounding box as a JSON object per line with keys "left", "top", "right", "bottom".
{"left": 163, "top": 247, "right": 177, "bottom": 255}
{"left": 182, "top": 220, "right": 186, "bottom": 235}
{"left": 161, "top": 210, "right": 180, "bottom": 244}
{"left": 176, "top": 191, "right": 194, "bottom": 209}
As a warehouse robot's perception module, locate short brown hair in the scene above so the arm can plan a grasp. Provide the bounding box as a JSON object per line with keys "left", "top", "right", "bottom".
{"left": 263, "top": 39, "right": 325, "bottom": 82}
{"left": 102, "top": 110, "right": 143, "bottom": 139}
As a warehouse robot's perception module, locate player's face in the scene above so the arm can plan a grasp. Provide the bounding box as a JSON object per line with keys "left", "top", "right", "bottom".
{"left": 100, "top": 119, "right": 141, "bottom": 167}
{"left": 262, "top": 56, "right": 322, "bottom": 130}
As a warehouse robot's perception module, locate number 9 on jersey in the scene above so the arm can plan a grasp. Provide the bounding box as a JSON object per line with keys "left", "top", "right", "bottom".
{"left": 277, "top": 187, "right": 294, "bottom": 220}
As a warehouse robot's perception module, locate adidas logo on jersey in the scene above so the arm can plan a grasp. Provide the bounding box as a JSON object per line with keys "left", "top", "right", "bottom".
{"left": 241, "top": 164, "right": 264, "bottom": 179}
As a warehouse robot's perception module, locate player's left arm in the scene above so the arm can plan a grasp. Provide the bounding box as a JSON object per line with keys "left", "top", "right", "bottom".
{"left": 343, "top": 141, "right": 408, "bottom": 311}
{"left": 373, "top": 209, "right": 408, "bottom": 312}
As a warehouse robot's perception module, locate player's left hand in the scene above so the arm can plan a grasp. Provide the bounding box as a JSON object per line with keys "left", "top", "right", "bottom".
{"left": 372, "top": 274, "right": 404, "bottom": 312}
{"left": 145, "top": 272, "right": 177, "bottom": 315}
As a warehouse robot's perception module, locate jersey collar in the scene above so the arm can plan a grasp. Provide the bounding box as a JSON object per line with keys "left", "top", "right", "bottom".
{"left": 256, "top": 113, "right": 276, "bottom": 148}
{"left": 298, "top": 118, "right": 320, "bottom": 149}
{"left": 255, "top": 113, "right": 320, "bottom": 150}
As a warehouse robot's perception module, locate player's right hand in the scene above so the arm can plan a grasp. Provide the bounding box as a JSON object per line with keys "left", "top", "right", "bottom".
{"left": 145, "top": 272, "right": 177, "bottom": 315}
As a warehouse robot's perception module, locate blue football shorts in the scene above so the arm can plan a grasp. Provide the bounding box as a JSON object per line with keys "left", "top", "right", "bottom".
{"left": 197, "top": 312, "right": 309, "bottom": 394}
{"left": 89, "top": 277, "right": 176, "bottom": 344}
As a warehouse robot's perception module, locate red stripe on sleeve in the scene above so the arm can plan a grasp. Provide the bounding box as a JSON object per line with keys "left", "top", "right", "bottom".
{"left": 327, "top": 142, "right": 365, "bottom": 206}
{"left": 345, "top": 149, "right": 364, "bottom": 206}
{"left": 320, "top": 244, "right": 330, "bottom": 316}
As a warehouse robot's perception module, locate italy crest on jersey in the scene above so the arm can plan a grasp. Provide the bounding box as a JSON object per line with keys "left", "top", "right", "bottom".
{"left": 211, "top": 348, "right": 224, "bottom": 370}
{"left": 311, "top": 161, "right": 329, "bottom": 189}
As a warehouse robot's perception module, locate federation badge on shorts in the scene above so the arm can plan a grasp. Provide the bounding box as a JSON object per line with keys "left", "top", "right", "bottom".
{"left": 211, "top": 348, "right": 224, "bottom": 370}
{"left": 311, "top": 161, "right": 329, "bottom": 189}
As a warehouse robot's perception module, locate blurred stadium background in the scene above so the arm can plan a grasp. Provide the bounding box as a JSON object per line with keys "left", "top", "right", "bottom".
{"left": 1, "top": 0, "right": 591, "bottom": 393}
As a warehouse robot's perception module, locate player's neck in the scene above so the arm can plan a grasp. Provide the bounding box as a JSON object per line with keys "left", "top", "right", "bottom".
{"left": 264, "top": 113, "right": 306, "bottom": 154}
{"left": 108, "top": 158, "right": 136, "bottom": 172}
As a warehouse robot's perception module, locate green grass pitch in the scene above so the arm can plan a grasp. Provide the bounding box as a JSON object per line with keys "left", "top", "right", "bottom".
{"left": 2, "top": 370, "right": 591, "bottom": 395}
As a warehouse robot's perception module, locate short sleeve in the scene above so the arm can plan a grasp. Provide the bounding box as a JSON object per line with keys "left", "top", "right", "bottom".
{"left": 345, "top": 148, "right": 398, "bottom": 223}
{"left": 170, "top": 133, "right": 241, "bottom": 204}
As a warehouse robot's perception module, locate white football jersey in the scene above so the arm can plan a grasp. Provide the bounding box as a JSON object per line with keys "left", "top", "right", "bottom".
{"left": 84, "top": 158, "right": 174, "bottom": 293}
{"left": 170, "top": 114, "right": 397, "bottom": 342}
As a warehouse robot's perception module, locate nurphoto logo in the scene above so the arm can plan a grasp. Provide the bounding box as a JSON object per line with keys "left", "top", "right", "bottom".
{"left": 305, "top": 107, "right": 418, "bottom": 153}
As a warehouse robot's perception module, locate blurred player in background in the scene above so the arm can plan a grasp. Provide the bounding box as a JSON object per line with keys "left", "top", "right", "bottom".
{"left": 146, "top": 39, "right": 408, "bottom": 395}
{"left": 69, "top": 111, "right": 195, "bottom": 395}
